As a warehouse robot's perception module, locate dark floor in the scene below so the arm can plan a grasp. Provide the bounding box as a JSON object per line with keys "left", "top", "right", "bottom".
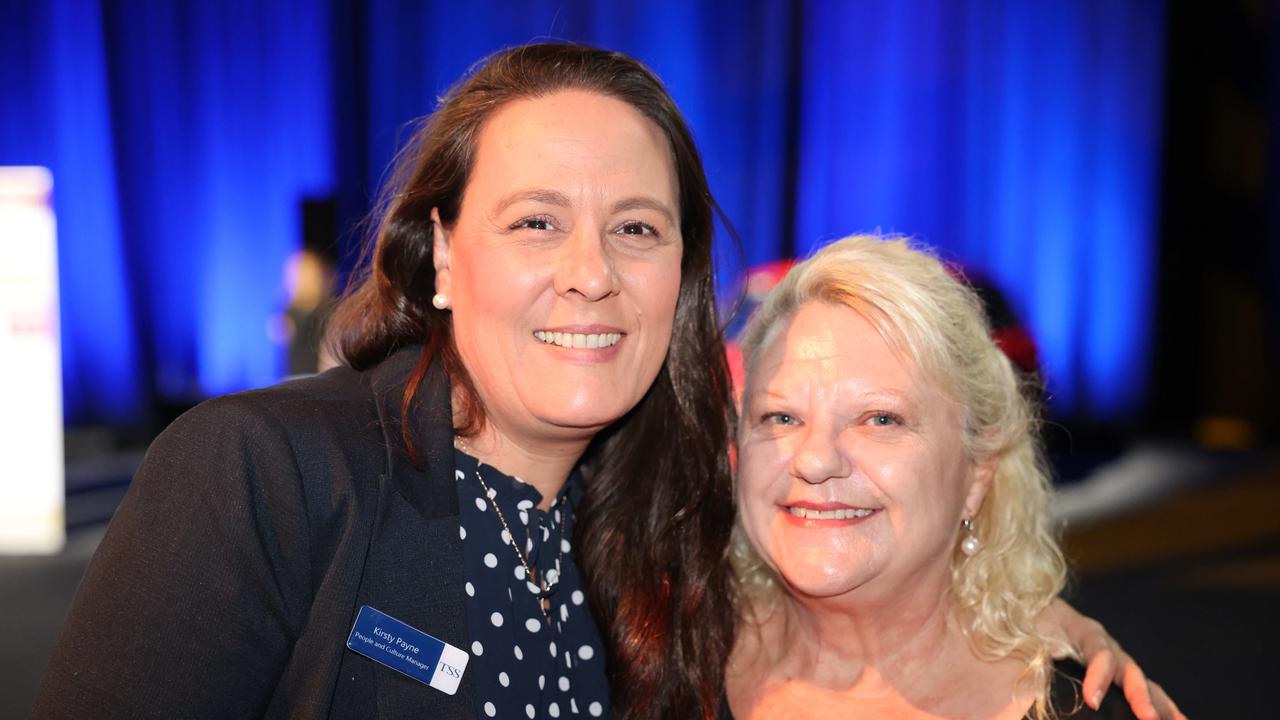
{"left": 1060, "top": 458, "right": 1280, "bottom": 719}
{"left": 2, "top": 447, "right": 1274, "bottom": 719}
{"left": 1, "top": 526, "right": 105, "bottom": 720}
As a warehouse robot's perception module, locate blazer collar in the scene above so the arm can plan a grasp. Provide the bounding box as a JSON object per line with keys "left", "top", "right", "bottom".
{"left": 368, "top": 345, "right": 458, "bottom": 519}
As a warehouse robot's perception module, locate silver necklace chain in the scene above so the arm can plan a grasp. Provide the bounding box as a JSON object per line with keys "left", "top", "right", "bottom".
{"left": 466, "top": 456, "right": 565, "bottom": 625}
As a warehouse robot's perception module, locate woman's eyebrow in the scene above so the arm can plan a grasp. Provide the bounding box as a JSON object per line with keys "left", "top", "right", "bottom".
{"left": 489, "top": 190, "right": 675, "bottom": 225}
{"left": 611, "top": 196, "right": 676, "bottom": 224}
{"left": 854, "top": 387, "right": 911, "bottom": 402}
{"left": 491, "top": 188, "right": 572, "bottom": 215}
{"left": 746, "top": 387, "right": 788, "bottom": 403}
{"left": 844, "top": 387, "right": 921, "bottom": 415}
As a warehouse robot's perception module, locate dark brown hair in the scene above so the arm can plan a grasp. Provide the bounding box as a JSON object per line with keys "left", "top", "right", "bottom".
{"left": 327, "top": 43, "right": 737, "bottom": 719}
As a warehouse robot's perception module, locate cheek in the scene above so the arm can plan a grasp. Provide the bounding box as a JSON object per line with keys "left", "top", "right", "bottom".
{"left": 618, "top": 260, "right": 682, "bottom": 372}
{"left": 876, "top": 457, "right": 969, "bottom": 556}
{"left": 457, "top": 249, "right": 540, "bottom": 306}
{"left": 450, "top": 301, "right": 515, "bottom": 367}
{"left": 628, "top": 253, "right": 682, "bottom": 319}
{"left": 735, "top": 444, "right": 787, "bottom": 551}
{"left": 656, "top": 266, "right": 682, "bottom": 317}
{"left": 452, "top": 253, "right": 547, "bottom": 341}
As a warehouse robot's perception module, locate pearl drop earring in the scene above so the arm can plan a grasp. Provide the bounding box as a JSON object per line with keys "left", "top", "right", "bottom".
{"left": 960, "top": 518, "right": 980, "bottom": 556}
{"left": 431, "top": 293, "right": 449, "bottom": 310}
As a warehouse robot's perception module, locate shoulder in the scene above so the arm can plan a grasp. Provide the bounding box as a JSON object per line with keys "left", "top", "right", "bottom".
{"left": 156, "top": 365, "right": 379, "bottom": 463}
{"left": 175, "top": 365, "right": 372, "bottom": 433}
{"left": 31, "top": 373, "right": 395, "bottom": 719}
{"left": 1047, "top": 659, "right": 1140, "bottom": 720}
{"left": 127, "top": 365, "right": 394, "bottom": 521}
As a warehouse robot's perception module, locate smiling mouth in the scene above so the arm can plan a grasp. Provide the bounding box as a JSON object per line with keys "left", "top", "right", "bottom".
{"left": 533, "top": 331, "right": 624, "bottom": 349}
{"left": 786, "top": 506, "right": 877, "bottom": 520}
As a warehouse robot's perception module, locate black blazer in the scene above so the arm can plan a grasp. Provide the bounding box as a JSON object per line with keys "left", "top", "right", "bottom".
{"left": 34, "top": 347, "right": 479, "bottom": 719}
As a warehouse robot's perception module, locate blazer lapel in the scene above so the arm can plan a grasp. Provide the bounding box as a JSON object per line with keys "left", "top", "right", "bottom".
{"left": 368, "top": 345, "right": 459, "bottom": 520}
{"left": 345, "top": 345, "right": 475, "bottom": 719}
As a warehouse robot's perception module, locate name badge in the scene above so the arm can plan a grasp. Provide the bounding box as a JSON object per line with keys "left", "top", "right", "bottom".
{"left": 346, "top": 605, "right": 469, "bottom": 695}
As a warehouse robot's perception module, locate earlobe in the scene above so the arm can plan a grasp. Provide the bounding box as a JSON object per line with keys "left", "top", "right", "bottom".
{"left": 431, "top": 208, "right": 452, "bottom": 299}
{"left": 963, "top": 459, "right": 996, "bottom": 518}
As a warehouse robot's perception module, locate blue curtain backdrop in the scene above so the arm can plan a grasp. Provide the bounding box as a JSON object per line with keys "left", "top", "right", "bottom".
{"left": 0, "top": 0, "right": 1163, "bottom": 425}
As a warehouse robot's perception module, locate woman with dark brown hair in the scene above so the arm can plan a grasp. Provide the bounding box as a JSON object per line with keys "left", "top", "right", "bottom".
{"left": 35, "top": 43, "right": 1170, "bottom": 720}
{"left": 36, "top": 42, "right": 735, "bottom": 720}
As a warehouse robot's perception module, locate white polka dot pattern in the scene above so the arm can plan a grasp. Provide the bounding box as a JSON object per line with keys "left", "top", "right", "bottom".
{"left": 454, "top": 449, "right": 608, "bottom": 719}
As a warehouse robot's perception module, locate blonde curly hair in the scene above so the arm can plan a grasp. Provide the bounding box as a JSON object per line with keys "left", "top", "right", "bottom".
{"left": 732, "top": 233, "right": 1072, "bottom": 719}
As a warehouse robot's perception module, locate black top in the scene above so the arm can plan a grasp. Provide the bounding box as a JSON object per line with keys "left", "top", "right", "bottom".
{"left": 718, "top": 659, "right": 1138, "bottom": 719}
{"left": 454, "top": 449, "right": 610, "bottom": 719}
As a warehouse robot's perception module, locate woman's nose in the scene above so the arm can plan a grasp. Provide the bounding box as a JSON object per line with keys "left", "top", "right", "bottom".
{"left": 553, "top": 227, "right": 618, "bottom": 301}
{"left": 791, "top": 426, "right": 850, "bottom": 485}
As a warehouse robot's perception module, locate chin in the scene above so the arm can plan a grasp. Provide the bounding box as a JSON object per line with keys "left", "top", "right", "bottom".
{"left": 777, "top": 566, "right": 872, "bottom": 599}
{"left": 537, "top": 402, "right": 632, "bottom": 434}
{"left": 765, "top": 542, "right": 879, "bottom": 599}
{"left": 524, "top": 379, "right": 640, "bottom": 429}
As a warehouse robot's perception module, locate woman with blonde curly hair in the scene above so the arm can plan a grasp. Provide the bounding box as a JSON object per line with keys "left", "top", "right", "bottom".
{"left": 725, "top": 234, "right": 1179, "bottom": 719}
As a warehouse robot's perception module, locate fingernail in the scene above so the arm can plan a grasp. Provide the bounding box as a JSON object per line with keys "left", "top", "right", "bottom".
{"left": 1091, "top": 691, "right": 1103, "bottom": 708}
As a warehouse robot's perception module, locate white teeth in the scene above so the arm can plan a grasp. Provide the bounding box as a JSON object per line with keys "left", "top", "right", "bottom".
{"left": 787, "top": 507, "right": 875, "bottom": 520}
{"left": 533, "top": 331, "right": 623, "bottom": 349}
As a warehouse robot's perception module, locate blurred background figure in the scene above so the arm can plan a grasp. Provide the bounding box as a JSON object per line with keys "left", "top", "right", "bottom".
{"left": 0, "top": 1, "right": 1275, "bottom": 717}
{"left": 276, "top": 199, "right": 339, "bottom": 376}
{"left": 278, "top": 245, "right": 336, "bottom": 375}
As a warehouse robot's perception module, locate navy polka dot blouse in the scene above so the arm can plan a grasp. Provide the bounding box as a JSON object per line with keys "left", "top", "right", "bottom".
{"left": 454, "top": 448, "right": 610, "bottom": 719}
